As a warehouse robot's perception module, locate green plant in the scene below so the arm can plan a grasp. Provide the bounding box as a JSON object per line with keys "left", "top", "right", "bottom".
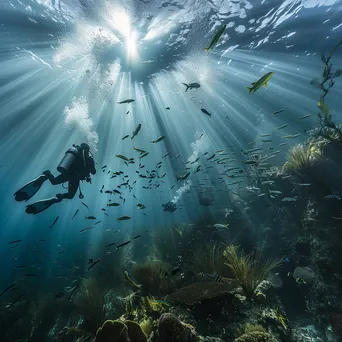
{"left": 223, "top": 245, "right": 283, "bottom": 298}
{"left": 94, "top": 242, "right": 129, "bottom": 290}
{"left": 310, "top": 40, "right": 342, "bottom": 141}
{"left": 124, "top": 293, "right": 135, "bottom": 318}
{"left": 132, "top": 260, "right": 174, "bottom": 296}
{"left": 152, "top": 224, "right": 194, "bottom": 263}
{"left": 274, "top": 308, "right": 288, "bottom": 331}
{"left": 189, "top": 242, "right": 228, "bottom": 276}
{"left": 77, "top": 278, "right": 105, "bottom": 333}
{"left": 139, "top": 318, "right": 154, "bottom": 337}
{"left": 140, "top": 296, "right": 169, "bottom": 315}
{"left": 283, "top": 143, "right": 321, "bottom": 175}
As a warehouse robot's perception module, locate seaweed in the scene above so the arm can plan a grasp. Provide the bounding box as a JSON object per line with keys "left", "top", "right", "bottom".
{"left": 140, "top": 295, "right": 169, "bottom": 319}
{"left": 152, "top": 224, "right": 194, "bottom": 264}
{"left": 132, "top": 260, "right": 175, "bottom": 296}
{"left": 188, "top": 242, "right": 228, "bottom": 277}
{"left": 312, "top": 40, "right": 342, "bottom": 139}
{"left": 94, "top": 240, "right": 129, "bottom": 290}
{"left": 223, "top": 245, "right": 283, "bottom": 298}
{"left": 139, "top": 318, "right": 154, "bottom": 337}
{"left": 283, "top": 143, "right": 321, "bottom": 176}
{"left": 77, "top": 278, "right": 105, "bottom": 334}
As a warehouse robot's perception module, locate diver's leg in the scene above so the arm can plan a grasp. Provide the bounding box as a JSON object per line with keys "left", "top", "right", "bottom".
{"left": 44, "top": 171, "right": 68, "bottom": 185}
{"left": 14, "top": 172, "right": 50, "bottom": 202}
{"left": 58, "top": 179, "right": 79, "bottom": 200}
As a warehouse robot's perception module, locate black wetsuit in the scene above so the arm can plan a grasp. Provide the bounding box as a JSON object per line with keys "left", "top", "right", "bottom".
{"left": 46, "top": 148, "right": 96, "bottom": 199}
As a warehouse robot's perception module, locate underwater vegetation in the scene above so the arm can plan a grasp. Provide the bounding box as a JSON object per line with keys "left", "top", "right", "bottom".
{"left": 314, "top": 40, "right": 342, "bottom": 131}
{"left": 152, "top": 224, "right": 195, "bottom": 264}
{"left": 94, "top": 245, "right": 128, "bottom": 291}
{"left": 140, "top": 296, "right": 169, "bottom": 316}
{"left": 152, "top": 218, "right": 220, "bottom": 265}
{"left": 188, "top": 242, "right": 228, "bottom": 277}
{"left": 223, "top": 245, "right": 283, "bottom": 299}
{"left": 283, "top": 143, "right": 322, "bottom": 177}
{"left": 77, "top": 278, "right": 105, "bottom": 333}
{"left": 132, "top": 260, "right": 177, "bottom": 297}
{"left": 279, "top": 39, "right": 342, "bottom": 185}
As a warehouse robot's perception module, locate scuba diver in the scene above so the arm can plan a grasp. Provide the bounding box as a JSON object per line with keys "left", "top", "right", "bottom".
{"left": 162, "top": 201, "right": 177, "bottom": 212}
{"left": 14, "top": 143, "right": 96, "bottom": 215}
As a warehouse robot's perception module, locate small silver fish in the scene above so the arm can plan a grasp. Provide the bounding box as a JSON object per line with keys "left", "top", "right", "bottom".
{"left": 299, "top": 114, "right": 311, "bottom": 120}
{"left": 272, "top": 109, "right": 284, "bottom": 115}
{"left": 276, "top": 124, "right": 288, "bottom": 130}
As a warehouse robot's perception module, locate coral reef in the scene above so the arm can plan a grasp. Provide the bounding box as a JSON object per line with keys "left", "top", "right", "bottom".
{"left": 165, "top": 281, "right": 239, "bottom": 306}
{"left": 95, "top": 319, "right": 147, "bottom": 342}
{"left": 95, "top": 320, "right": 130, "bottom": 342}
{"left": 125, "top": 320, "right": 148, "bottom": 342}
{"left": 234, "top": 331, "right": 278, "bottom": 342}
{"left": 199, "top": 338, "right": 225, "bottom": 342}
{"left": 291, "top": 325, "right": 327, "bottom": 342}
{"left": 258, "top": 307, "right": 291, "bottom": 341}
{"left": 292, "top": 267, "right": 316, "bottom": 285}
{"left": 156, "top": 313, "right": 198, "bottom": 342}
{"left": 235, "top": 323, "right": 267, "bottom": 337}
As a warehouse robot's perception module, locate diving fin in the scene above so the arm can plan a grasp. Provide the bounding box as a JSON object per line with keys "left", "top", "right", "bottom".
{"left": 25, "top": 196, "right": 62, "bottom": 215}
{"left": 14, "top": 174, "right": 48, "bottom": 202}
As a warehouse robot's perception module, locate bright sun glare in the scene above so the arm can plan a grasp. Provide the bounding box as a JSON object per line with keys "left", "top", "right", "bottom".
{"left": 112, "top": 10, "right": 138, "bottom": 60}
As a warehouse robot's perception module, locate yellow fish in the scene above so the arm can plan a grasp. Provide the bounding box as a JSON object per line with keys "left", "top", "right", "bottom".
{"left": 247, "top": 72, "right": 274, "bottom": 94}
{"left": 124, "top": 271, "right": 142, "bottom": 290}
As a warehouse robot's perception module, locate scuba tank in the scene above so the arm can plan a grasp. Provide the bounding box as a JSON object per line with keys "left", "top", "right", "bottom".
{"left": 57, "top": 147, "right": 79, "bottom": 174}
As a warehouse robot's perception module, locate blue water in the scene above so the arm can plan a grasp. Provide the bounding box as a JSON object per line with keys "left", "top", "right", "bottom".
{"left": 0, "top": 0, "right": 342, "bottom": 320}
